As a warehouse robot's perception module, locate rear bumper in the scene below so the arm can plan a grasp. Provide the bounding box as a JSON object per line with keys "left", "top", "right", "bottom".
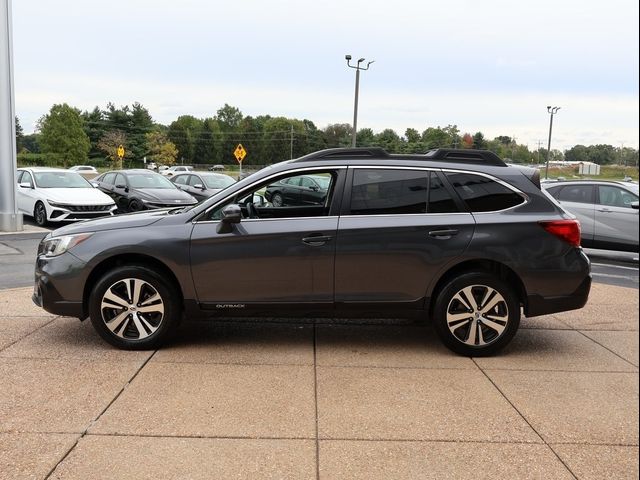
{"left": 525, "top": 274, "right": 592, "bottom": 317}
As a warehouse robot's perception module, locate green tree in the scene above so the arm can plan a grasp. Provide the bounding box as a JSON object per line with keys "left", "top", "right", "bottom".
{"left": 15, "top": 116, "right": 24, "bottom": 153}
{"left": 374, "top": 129, "right": 402, "bottom": 152}
{"left": 472, "top": 132, "right": 487, "bottom": 150}
{"left": 81, "top": 106, "right": 106, "bottom": 158}
{"left": 356, "top": 128, "right": 376, "bottom": 147}
{"left": 167, "top": 115, "right": 204, "bottom": 164}
{"left": 193, "top": 118, "right": 223, "bottom": 165}
{"left": 97, "top": 130, "right": 127, "bottom": 169}
{"left": 146, "top": 131, "right": 178, "bottom": 166}
{"left": 37, "top": 103, "right": 90, "bottom": 167}
{"left": 324, "top": 123, "right": 352, "bottom": 148}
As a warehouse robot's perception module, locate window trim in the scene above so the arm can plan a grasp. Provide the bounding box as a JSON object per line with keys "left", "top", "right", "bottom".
{"left": 194, "top": 166, "right": 347, "bottom": 224}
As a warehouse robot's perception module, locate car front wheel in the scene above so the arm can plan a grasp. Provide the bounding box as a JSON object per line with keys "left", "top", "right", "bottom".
{"left": 433, "top": 273, "right": 520, "bottom": 356}
{"left": 33, "top": 201, "right": 48, "bottom": 226}
{"left": 89, "top": 265, "right": 181, "bottom": 349}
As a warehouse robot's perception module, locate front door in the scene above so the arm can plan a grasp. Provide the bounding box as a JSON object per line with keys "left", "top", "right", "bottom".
{"left": 190, "top": 168, "right": 345, "bottom": 314}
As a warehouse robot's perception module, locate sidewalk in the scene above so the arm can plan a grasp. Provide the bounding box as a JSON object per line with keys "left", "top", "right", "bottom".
{"left": 0, "top": 284, "right": 638, "bottom": 479}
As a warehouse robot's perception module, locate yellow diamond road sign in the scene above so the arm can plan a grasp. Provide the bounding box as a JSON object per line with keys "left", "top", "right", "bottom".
{"left": 117, "top": 145, "right": 125, "bottom": 159}
{"left": 234, "top": 144, "right": 246, "bottom": 163}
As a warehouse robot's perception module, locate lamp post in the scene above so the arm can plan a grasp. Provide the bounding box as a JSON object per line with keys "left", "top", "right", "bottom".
{"left": 544, "top": 106, "right": 561, "bottom": 179}
{"left": 345, "top": 55, "right": 374, "bottom": 147}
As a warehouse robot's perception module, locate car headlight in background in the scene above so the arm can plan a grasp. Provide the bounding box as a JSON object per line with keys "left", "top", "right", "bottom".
{"left": 47, "top": 200, "right": 69, "bottom": 209}
{"left": 39, "top": 233, "right": 94, "bottom": 257}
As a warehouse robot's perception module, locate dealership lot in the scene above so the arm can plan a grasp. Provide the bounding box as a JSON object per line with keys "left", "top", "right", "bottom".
{"left": 0, "top": 282, "right": 637, "bottom": 479}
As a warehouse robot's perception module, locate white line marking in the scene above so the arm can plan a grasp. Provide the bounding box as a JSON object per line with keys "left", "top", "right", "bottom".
{"left": 592, "top": 273, "right": 639, "bottom": 280}
{"left": 591, "top": 263, "right": 639, "bottom": 271}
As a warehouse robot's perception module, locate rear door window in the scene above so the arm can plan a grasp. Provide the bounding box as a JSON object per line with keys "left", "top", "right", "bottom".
{"left": 350, "top": 169, "right": 428, "bottom": 215}
{"left": 445, "top": 172, "right": 524, "bottom": 212}
{"left": 557, "top": 185, "right": 594, "bottom": 204}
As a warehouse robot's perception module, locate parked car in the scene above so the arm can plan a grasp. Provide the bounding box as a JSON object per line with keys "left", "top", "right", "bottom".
{"left": 16, "top": 167, "right": 116, "bottom": 226}
{"left": 145, "top": 162, "right": 157, "bottom": 171}
{"left": 162, "top": 166, "right": 194, "bottom": 177}
{"left": 264, "top": 174, "right": 330, "bottom": 206}
{"left": 209, "top": 164, "right": 225, "bottom": 172}
{"left": 33, "top": 148, "right": 590, "bottom": 356}
{"left": 542, "top": 180, "right": 639, "bottom": 252}
{"left": 92, "top": 169, "right": 197, "bottom": 212}
{"left": 170, "top": 172, "right": 236, "bottom": 201}
{"left": 68, "top": 165, "right": 99, "bottom": 175}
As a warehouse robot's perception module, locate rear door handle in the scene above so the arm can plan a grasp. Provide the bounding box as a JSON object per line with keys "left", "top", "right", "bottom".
{"left": 428, "top": 229, "right": 459, "bottom": 238}
{"left": 302, "top": 234, "right": 333, "bottom": 246}
{"left": 597, "top": 208, "right": 612, "bottom": 213}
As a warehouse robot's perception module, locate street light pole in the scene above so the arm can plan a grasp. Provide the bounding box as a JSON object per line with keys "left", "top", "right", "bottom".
{"left": 544, "top": 106, "right": 561, "bottom": 180}
{"left": 345, "top": 55, "right": 374, "bottom": 147}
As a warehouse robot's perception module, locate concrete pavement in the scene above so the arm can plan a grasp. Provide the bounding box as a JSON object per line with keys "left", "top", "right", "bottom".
{"left": 0, "top": 283, "right": 638, "bottom": 479}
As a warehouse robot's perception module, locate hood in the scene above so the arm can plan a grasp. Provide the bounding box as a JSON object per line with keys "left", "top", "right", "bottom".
{"left": 133, "top": 188, "right": 196, "bottom": 203}
{"left": 49, "top": 209, "right": 169, "bottom": 237}
{"left": 41, "top": 188, "right": 114, "bottom": 205}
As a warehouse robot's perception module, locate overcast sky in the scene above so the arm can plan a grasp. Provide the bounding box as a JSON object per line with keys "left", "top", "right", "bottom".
{"left": 11, "top": 0, "right": 640, "bottom": 150}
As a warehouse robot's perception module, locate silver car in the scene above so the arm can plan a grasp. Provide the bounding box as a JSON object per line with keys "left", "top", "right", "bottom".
{"left": 543, "top": 180, "right": 639, "bottom": 252}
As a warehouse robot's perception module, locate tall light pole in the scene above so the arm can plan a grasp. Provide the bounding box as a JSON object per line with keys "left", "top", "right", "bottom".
{"left": 345, "top": 55, "right": 374, "bottom": 147}
{"left": 544, "top": 106, "right": 561, "bottom": 179}
{"left": 0, "top": 0, "right": 22, "bottom": 232}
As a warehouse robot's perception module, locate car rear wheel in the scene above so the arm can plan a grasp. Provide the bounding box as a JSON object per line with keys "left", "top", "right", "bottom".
{"left": 129, "top": 199, "right": 143, "bottom": 212}
{"left": 89, "top": 265, "right": 181, "bottom": 349}
{"left": 271, "top": 192, "right": 284, "bottom": 207}
{"left": 33, "top": 201, "right": 48, "bottom": 226}
{"left": 433, "top": 273, "right": 520, "bottom": 356}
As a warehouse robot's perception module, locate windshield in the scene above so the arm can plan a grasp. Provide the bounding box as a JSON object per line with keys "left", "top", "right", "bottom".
{"left": 33, "top": 172, "right": 92, "bottom": 188}
{"left": 203, "top": 175, "right": 235, "bottom": 189}
{"left": 128, "top": 173, "right": 176, "bottom": 189}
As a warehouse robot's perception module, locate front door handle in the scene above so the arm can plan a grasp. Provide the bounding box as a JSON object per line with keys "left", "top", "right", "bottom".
{"left": 597, "top": 208, "right": 612, "bottom": 213}
{"left": 428, "top": 229, "right": 459, "bottom": 239}
{"left": 302, "top": 234, "right": 333, "bottom": 246}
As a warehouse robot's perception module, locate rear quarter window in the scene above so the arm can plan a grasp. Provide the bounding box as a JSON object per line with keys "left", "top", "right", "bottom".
{"left": 445, "top": 172, "right": 524, "bottom": 212}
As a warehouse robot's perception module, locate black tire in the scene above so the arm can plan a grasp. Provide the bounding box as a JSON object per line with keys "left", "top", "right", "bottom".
{"left": 432, "top": 272, "right": 520, "bottom": 357}
{"left": 272, "top": 192, "right": 284, "bottom": 207}
{"left": 89, "top": 265, "right": 181, "bottom": 350}
{"left": 128, "top": 199, "right": 143, "bottom": 212}
{"left": 33, "top": 201, "right": 48, "bottom": 226}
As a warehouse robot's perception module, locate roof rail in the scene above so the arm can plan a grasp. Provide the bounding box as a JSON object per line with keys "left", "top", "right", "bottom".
{"left": 424, "top": 149, "right": 506, "bottom": 166}
{"left": 294, "top": 147, "right": 391, "bottom": 162}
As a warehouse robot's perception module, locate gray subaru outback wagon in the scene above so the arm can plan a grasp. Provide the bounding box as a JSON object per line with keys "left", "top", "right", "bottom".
{"left": 33, "top": 148, "right": 591, "bottom": 356}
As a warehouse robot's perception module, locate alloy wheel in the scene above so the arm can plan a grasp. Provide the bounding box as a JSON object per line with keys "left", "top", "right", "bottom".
{"left": 34, "top": 203, "right": 47, "bottom": 226}
{"left": 100, "top": 278, "right": 165, "bottom": 340}
{"left": 446, "top": 285, "right": 509, "bottom": 347}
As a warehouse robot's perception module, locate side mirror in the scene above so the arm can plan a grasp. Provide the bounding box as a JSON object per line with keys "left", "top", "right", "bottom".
{"left": 632, "top": 202, "right": 639, "bottom": 210}
{"left": 19, "top": 182, "right": 32, "bottom": 189}
{"left": 90, "top": 181, "right": 99, "bottom": 188}
{"left": 193, "top": 183, "right": 205, "bottom": 190}
{"left": 115, "top": 184, "right": 126, "bottom": 189}
{"left": 309, "top": 185, "right": 319, "bottom": 192}
{"left": 217, "top": 204, "right": 242, "bottom": 233}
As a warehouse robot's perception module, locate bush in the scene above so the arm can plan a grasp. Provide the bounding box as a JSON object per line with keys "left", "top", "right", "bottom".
{"left": 17, "top": 152, "right": 64, "bottom": 167}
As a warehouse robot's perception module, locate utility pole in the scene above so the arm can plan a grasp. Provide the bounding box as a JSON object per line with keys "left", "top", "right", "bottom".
{"left": 536, "top": 140, "right": 542, "bottom": 165}
{"left": 544, "top": 106, "right": 561, "bottom": 179}
{"left": 290, "top": 124, "right": 294, "bottom": 159}
{"left": 345, "top": 55, "right": 374, "bottom": 147}
{"left": 0, "top": 0, "right": 22, "bottom": 232}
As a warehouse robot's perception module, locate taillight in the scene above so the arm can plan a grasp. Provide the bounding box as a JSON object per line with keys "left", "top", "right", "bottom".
{"left": 539, "top": 220, "right": 581, "bottom": 247}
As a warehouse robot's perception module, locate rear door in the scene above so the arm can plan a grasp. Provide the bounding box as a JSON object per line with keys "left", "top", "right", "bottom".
{"left": 334, "top": 167, "right": 474, "bottom": 313}
{"left": 594, "top": 185, "right": 639, "bottom": 249}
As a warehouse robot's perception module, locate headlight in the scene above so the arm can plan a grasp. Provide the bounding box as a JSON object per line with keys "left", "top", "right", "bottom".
{"left": 47, "top": 200, "right": 69, "bottom": 208}
{"left": 39, "top": 233, "right": 93, "bottom": 257}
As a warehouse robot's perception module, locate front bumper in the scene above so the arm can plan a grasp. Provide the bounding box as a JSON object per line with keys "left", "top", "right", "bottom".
{"left": 32, "top": 251, "right": 88, "bottom": 318}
